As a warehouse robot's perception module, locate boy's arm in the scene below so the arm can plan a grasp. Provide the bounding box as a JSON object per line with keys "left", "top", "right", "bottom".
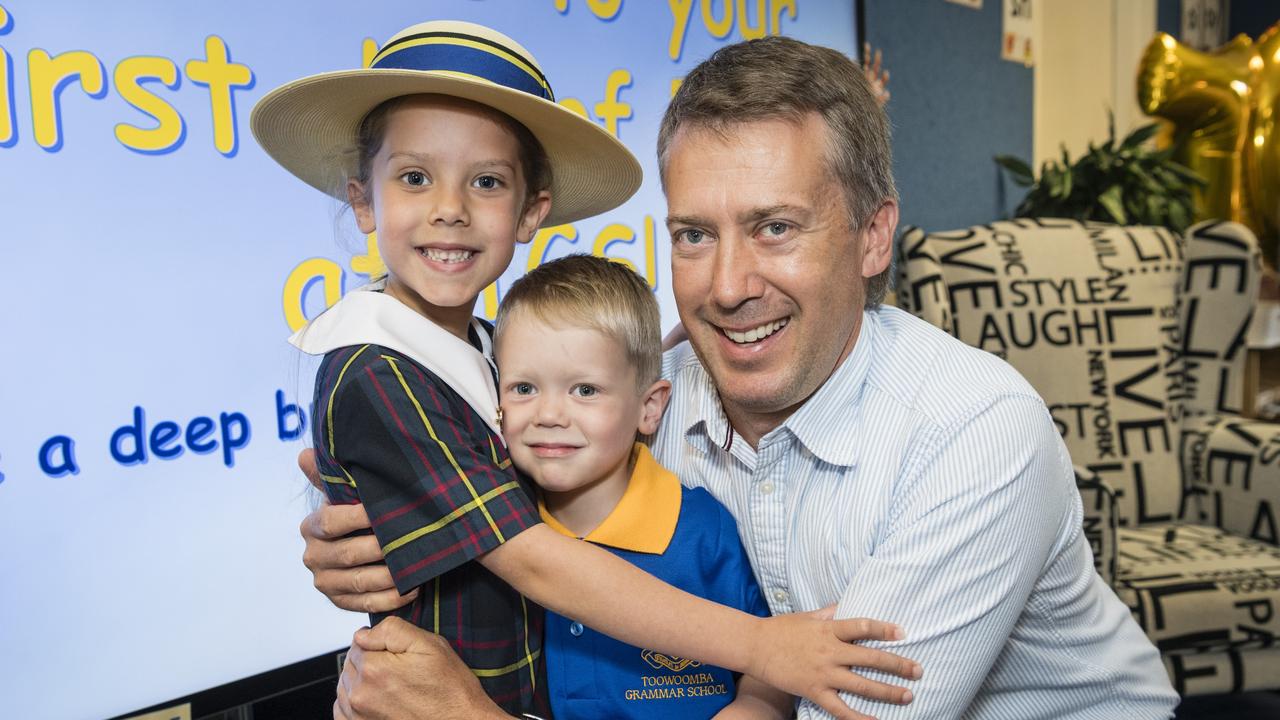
{"left": 713, "top": 676, "right": 794, "bottom": 720}
{"left": 481, "top": 527, "right": 918, "bottom": 720}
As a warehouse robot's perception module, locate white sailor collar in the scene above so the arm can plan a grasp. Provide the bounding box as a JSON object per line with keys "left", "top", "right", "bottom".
{"left": 288, "top": 279, "right": 502, "bottom": 439}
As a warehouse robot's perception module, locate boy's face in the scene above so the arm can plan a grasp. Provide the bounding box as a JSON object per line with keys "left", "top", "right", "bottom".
{"left": 497, "top": 313, "right": 670, "bottom": 500}
{"left": 350, "top": 95, "right": 551, "bottom": 334}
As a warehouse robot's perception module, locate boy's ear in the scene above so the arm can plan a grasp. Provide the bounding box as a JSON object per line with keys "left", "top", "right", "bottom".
{"left": 516, "top": 190, "right": 553, "bottom": 244}
{"left": 636, "top": 379, "right": 672, "bottom": 436}
{"left": 348, "top": 179, "right": 376, "bottom": 234}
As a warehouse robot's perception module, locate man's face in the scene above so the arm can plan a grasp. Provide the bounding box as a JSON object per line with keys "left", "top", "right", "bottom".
{"left": 664, "top": 115, "right": 894, "bottom": 434}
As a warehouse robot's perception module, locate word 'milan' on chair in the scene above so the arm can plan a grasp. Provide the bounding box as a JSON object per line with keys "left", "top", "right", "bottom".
{"left": 895, "top": 218, "right": 1280, "bottom": 696}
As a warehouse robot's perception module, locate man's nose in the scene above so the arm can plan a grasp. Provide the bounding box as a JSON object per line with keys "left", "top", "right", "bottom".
{"left": 430, "top": 183, "right": 469, "bottom": 226}
{"left": 709, "top": 235, "right": 765, "bottom": 310}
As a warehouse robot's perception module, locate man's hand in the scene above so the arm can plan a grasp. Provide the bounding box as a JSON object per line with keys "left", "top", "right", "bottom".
{"left": 334, "top": 618, "right": 510, "bottom": 720}
{"left": 298, "top": 449, "right": 417, "bottom": 613}
{"left": 749, "top": 608, "right": 921, "bottom": 720}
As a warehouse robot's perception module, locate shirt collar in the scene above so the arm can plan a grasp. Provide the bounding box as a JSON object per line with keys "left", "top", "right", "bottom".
{"left": 538, "top": 444, "right": 681, "bottom": 554}
{"left": 288, "top": 279, "right": 502, "bottom": 437}
{"left": 778, "top": 309, "right": 877, "bottom": 467}
{"left": 678, "top": 309, "right": 878, "bottom": 468}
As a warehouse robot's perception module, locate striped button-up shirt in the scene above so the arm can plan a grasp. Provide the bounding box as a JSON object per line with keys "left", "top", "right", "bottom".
{"left": 651, "top": 305, "right": 1178, "bottom": 719}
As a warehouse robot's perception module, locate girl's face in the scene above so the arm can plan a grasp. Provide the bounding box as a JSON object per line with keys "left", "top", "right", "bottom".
{"left": 350, "top": 95, "right": 551, "bottom": 337}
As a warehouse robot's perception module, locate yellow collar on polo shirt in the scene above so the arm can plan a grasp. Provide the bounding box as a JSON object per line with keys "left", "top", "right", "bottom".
{"left": 538, "top": 443, "right": 681, "bottom": 554}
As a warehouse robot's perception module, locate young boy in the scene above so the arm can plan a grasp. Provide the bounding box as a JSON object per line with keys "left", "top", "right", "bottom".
{"left": 495, "top": 255, "right": 792, "bottom": 719}
{"left": 254, "top": 19, "right": 917, "bottom": 719}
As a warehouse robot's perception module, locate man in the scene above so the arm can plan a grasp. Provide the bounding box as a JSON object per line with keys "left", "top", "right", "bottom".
{"left": 300, "top": 36, "right": 1179, "bottom": 719}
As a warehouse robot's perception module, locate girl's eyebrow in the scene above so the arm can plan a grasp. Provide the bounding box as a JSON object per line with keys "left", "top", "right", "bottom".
{"left": 387, "top": 151, "right": 433, "bottom": 163}
{"left": 473, "top": 159, "right": 517, "bottom": 172}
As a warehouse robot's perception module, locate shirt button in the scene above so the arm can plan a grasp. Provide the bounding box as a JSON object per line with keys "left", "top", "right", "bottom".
{"left": 772, "top": 589, "right": 789, "bottom": 604}
{"left": 759, "top": 481, "right": 775, "bottom": 495}
{"left": 570, "top": 622, "right": 584, "bottom": 637}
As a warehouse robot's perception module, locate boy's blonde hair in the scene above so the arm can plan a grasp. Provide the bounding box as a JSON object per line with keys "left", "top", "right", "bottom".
{"left": 496, "top": 255, "right": 661, "bottom": 387}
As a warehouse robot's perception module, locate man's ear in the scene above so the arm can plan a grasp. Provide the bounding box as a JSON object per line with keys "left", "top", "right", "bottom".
{"left": 517, "top": 190, "right": 553, "bottom": 244}
{"left": 348, "top": 179, "right": 376, "bottom": 235}
{"left": 860, "top": 198, "right": 899, "bottom": 278}
{"left": 637, "top": 379, "right": 672, "bottom": 436}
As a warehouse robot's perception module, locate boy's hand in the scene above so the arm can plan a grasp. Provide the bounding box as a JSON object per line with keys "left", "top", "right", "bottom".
{"left": 335, "top": 618, "right": 510, "bottom": 720}
{"left": 298, "top": 449, "right": 417, "bottom": 613}
{"left": 750, "top": 608, "right": 921, "bottom": 720}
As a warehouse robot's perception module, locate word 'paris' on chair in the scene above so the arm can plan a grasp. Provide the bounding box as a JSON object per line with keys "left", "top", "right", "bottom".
{"left": 895, "top": 218, "right": 1280, "bottom": 696}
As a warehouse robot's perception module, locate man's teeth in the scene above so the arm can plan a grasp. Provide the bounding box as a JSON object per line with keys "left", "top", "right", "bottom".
{"left": 723, "top": 318, "right": 789, "bottom": 344}
{"left": 419, "top": 248, "right": 475, "bottom": 263}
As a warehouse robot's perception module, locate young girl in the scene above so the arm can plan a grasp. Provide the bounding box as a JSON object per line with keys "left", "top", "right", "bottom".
{"left": 252, "top": 20, "right": 917, "bottom": 719}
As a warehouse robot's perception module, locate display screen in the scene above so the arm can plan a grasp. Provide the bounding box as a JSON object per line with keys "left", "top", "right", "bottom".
{"left": 0, "top": 2, "right": 854, "bottom": 717}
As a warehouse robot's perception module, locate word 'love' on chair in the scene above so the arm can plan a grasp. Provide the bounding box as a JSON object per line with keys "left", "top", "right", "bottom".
{"left": 895, "top": 218, "right": 1280, "bottom": 696}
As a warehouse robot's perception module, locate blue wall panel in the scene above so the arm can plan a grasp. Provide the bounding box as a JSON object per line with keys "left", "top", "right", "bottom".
{"left": 865, "top": 0, "right": 1034, "bottom": 233}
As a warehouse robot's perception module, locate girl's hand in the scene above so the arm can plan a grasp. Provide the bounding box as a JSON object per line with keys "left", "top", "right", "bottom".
{"left": 749, "top": 607, "right": 921, "bottom": 720}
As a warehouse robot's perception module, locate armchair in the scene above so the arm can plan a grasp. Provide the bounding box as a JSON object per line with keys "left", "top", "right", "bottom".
{"left": 895, "top": 218, "right": 1280, "bottom": 695}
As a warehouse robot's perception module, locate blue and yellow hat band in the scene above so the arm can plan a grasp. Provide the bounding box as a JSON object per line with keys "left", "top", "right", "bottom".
{"left": 371, "top": 31, "right": 555, "bottom": 102}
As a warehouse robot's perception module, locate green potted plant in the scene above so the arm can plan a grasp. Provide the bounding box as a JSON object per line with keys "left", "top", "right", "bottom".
{"left": 995, "top": 114, "right": 1205, "bottom": 232}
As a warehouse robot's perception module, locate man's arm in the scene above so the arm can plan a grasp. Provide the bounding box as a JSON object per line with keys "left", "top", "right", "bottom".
{"left": 335, "top": 618, "right": 510, "bottom": 720}
{"left": 298, "top": 449, "right": 415, "bottom": 614}
{"left": 798, "top": 395, "right": 1073, "bottom": 719}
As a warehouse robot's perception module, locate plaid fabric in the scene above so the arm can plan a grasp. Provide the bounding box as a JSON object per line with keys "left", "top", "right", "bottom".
{"left": 314, "top": 341, "right": 549, "bottom": 716}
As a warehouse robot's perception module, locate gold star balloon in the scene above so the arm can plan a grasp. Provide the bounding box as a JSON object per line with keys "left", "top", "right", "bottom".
{"left": 1139, "top": 22, "right": 1279, "bottom": 260}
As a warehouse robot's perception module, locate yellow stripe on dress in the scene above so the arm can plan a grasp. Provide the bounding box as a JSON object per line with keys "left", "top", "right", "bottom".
{"left": 327, "top": 344, "right": 371, "bottom": 457}
{"left": 320, "top": 473, "right": 355, "bottom": 487}
{"left": 433, "top": 577, "right": 441, "bottom": 634}
{"left": 521, "top": 596, "right": 536, "bottom": 693}
{"left": 381, "top": 355, "right": 507, "bottom": 542}
{"left": 489, "top": 437, "right": 512, "bottom": 470}
{"left": 470, "top": 649, "right": 543, "bottom": 678}
{"left": 381, "top": 480, "right": 521, "bottom": 555}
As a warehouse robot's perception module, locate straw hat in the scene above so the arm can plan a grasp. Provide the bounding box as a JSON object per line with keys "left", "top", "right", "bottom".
{"left": 251, "top": 20, "right": 642, "bottom": 226}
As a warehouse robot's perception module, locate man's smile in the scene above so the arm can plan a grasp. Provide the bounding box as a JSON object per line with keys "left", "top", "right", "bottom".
{"left": 718, "top": 317, "right": 790, "bottom": 345}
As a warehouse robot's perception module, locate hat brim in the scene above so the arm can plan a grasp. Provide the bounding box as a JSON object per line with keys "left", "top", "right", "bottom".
{"left": 250, "top": 69, "right": 642, "bottom": 227}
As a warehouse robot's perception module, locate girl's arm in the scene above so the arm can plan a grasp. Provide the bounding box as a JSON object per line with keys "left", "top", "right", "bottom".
{"left": 480, "top": 525, "right": 920, "bottom": 720}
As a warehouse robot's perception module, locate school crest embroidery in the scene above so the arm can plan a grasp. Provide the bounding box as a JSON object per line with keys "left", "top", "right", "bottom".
{"left": 640, "top": 650, "right": 703, "bottom": 673}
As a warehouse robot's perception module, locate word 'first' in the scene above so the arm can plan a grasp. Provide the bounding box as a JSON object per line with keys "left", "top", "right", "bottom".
{"left": 0, "top": 7, "right": 252, "bottom": 155}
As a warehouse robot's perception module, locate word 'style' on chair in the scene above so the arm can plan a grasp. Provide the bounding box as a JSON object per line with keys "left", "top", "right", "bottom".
{"left": 895, "top": 218, "right": 1280, "bottom": 696}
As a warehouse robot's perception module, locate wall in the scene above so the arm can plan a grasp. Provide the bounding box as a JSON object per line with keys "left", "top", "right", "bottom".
{"left": 865, "top": 0, "right": 1034, "bottom": 233}
{"left": 1034, "top": 0, "right": 1157, "bottom": 167}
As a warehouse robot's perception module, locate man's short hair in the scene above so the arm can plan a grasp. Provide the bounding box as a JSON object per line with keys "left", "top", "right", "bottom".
{"left": 657, "top": 36, "right": 898, "bottom": 307}
{"left": 496, "top": 254, "right": 662, "bottom": 387}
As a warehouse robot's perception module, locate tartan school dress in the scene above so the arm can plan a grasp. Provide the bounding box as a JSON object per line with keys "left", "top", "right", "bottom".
{"left": 293, "top": 283, "right": 551, "bottom": 717}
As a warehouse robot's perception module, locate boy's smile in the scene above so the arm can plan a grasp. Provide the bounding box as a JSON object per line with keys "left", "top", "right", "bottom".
{"left": 349, "top": 95, "right": 550, "bottom": 339}
{"left": 497, "top": 313, "right": 670, "bottom": 537}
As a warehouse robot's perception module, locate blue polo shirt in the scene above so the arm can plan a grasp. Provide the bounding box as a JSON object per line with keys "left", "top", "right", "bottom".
{"left": 541, "top": 444, "right": 771, "bottom": 720}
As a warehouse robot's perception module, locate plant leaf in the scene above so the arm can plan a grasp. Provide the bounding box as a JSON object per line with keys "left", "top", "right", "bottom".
{"left": 1098, "top": 185, "right": 1127, "bottom": 224}
{"left": 1169, "top": 201, "right": 1189, "bottom": 231}
{"left": 994, "top": 155, "right": 1034, "bottom": 185}
{"left": 1121, "top": 123, "right": 1160, "bottom": 149}
{"left": 1165, "top": 161, "right": 1207, "bottom": 186}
